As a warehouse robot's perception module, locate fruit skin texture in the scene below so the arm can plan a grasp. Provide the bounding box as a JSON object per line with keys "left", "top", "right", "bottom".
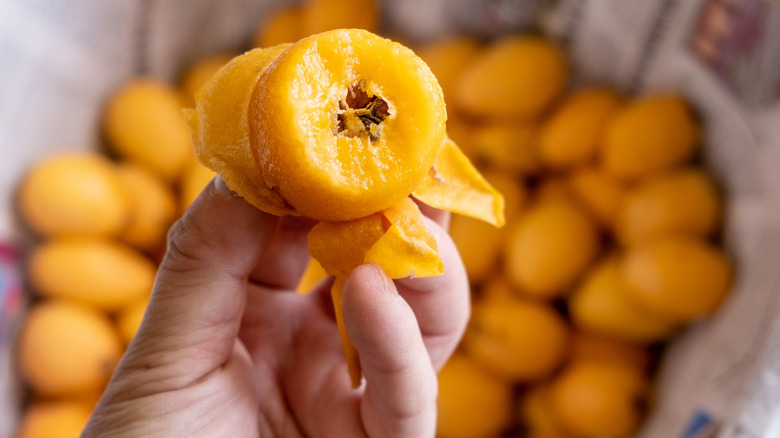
{"left": 603, "top": 95, "right": 700, "bottom": 180}
{"left": 15, "top": 400, "right": 92, "bottom": 438}
{"left": 456, "top": 35, "right": 567, "bottom": 120}
{"left": 18, "top": 153, "right": 129, "bottom": 238}
{"left": 538, "top": 87, "right": 623, "bottom": 169}
{"left": 551, "top": 361, "right": 648, "bottom": 437}
{"left": 18, "top": 300, "right": 123, "bottom": 397}
{"left": 116, "top": 163, "right": 177, "bottom": 252}
{"left": 28, "top": 237, "right": 156, "bottom": 312}
{"left": 569, "top": 256, "right": 679, "bottom": 343}
{"left": 503, "top": 199, "right": 600, "bottom": 298}
{"left": 437, "top": 354, "right": 513, "bottom": 438}
{"left": 622, "top": 236, "right": 733, "bottom": 321}
{"left": 617, "top": 168, "right": 721, "bottom": 246}
{"left": 104, "top": 79, "right": 193, "bottom": 181}
{"left": 250, "top": 29, "right": 446, "bottom": 221}
{"left": 463, "top": 295, "right": 570, "bottom": 382}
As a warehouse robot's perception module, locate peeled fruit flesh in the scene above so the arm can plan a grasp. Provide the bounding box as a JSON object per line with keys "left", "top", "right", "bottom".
{"left": 179, "top": 53, "right": 234, "bottom": 105}
{"left": 437, "top": 354, "right": 514, "bottom": 438}
{"left": 28, "top": 237, "right": 156, "bottom": 312}
{"left": 503, "top": 199, "right": 600, "bottom": 298}
{"left": 18, "top": 300, "right": 123, "bottom": 397}
{"left": 249, "top": 29, "right": 447, "bottom": 221}
{"left": 603, "top": 94, "right": 700, "bottom": 180}
{"left": 18, "top": 152, "right": 129, "bottom": 238}
{"left": 456, "top": 35, "right": 567, "bottom": 120}
{"left": 622, "top": 236, "right": 733, "bottom": 321}
{"left": 617, "top": 167, "right": 721, "bottom": 246}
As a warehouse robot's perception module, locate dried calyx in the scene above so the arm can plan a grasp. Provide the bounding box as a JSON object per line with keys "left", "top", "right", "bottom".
{"left": 336, "top": 81, "right": 390, "bottom": 141}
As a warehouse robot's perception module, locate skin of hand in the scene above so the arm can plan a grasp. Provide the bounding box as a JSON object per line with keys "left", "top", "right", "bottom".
{"left": 81, "top": 176, "right": 471, "bottom": 438}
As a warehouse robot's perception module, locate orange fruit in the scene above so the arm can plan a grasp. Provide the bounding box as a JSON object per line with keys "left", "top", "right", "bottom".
{"left": 116, "top": 162, "right": 177, "bottom": 252}
{"left": 248, "top": 29, "right": 446, "bottom": 221}
{"left": 254, "top": 6, "right": 305, "bottom": 48}
{"left": 469, "top": 122, "right": 542, "bottom": 175}
{"left": 18, "top": 300, "right": 123, "bottom": 397}
{"left": 569, "top": 330, "right": 651, "bottom": 373}
{"left": 301, "top": 0, "right": 380, "bottom": 35}
{"left": 28, "top": 237, "right": 156, "bottom": 312}
{"left": 566, "top": 166, "right": 629, "bottom": 230}
{"left": 16, "top": 400, "right": 92, "bottom": 438}
{"left": 538, "top": 87, "right": 623, "bottom": 169}
{"left": 622, "top": 236, "right": 732, "bottom": 321}
{"left": 104, "top": 79, "right": 192, "bottom": 181}
{"left": 569, "top": 256, "right": 679, "bottom": 343}
{"left": 178, "top": 155, "right": 216, "bottom": 211}
{"left": 602, "top": 95, "right": 700, "bottom": 180}
{"left": 617, "top": 167, "right": 721, "bottom": 246}
{"left": 519, "top": 385, "right": 578, "bottom": 438}
{"left": 456, "top": 35, "right": 567, "bottom": 120}
{"left": 449, "top": 213, "right": 503, "bottom": 285}
{"left": 116, "top": 293, "right": 150, "bottom": 345}
{"left": 482, "top": 169, "right": 526, "bottom": 223}
{"left": 463, "top": 295, "right": 570, "bottom": 382}
{"left": 18, "top": 152, "right": 129, "bottom": 237}
{"left": 415, "top": 36, "right": 482, "bottom": 107}
{"left": 550, "top": 361, "right": 649, "bottom": 437}
{"left": 179, "top": 53, "right": 234, "bottom": 105}
{"left": 503, "top": 199, "right": 600, "bottom": 299}
{"left": 437, "top": 354, "right": 514, "bottom": 438}
{"left": 296, "top": 257, "right": 329, "bottom": 293}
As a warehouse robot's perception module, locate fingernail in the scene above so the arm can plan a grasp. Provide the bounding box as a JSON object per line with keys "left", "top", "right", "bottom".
{"left": 213, "top": 175, "right": 236, "bottom": 199}
{"left": 364, "top": 263, "right": 395, "bottom": 296}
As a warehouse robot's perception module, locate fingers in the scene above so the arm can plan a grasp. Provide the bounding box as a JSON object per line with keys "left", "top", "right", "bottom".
{"left": 395, "top": 217, "right": 470, "bottom": 370}
{"left": 343, "top": 264, "right": 438, "bottom": 438}
{"left": 118, "top": 177, "right": 282, "bottom": 393}
{"left": 248, "top": 215, "right": 318, "bottom": 289}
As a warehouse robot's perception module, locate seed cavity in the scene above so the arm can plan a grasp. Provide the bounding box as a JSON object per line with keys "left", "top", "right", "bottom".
{"left": 336, "top": 81, "right": 391, "bottom": 142}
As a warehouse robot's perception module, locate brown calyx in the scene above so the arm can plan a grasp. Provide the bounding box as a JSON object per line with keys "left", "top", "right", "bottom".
{"left": 336, "top": 81, "right": 390, "bottom": 141}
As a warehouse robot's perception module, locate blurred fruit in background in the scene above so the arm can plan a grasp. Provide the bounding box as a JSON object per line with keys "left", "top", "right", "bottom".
{"left": 15, "top": 400, "right": 92, "bottom": 438}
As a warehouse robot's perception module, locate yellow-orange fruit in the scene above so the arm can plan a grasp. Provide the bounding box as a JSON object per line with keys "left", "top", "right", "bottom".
{"left": 602, "top": 95, "right": 700, "bottom": 180}
{"left": 519, "top": 385, "right": 578, "bottom": 438}
{"left": 456, "top": 36, "right": 567, "bottom": 120}
{"left": 569, "top": 330, "right": 652, "bottom": 373}
{"left": 450, "top": 214, "right": 503, "bottom": 285}
{"left": 178, "top": 156, "right": 216, "bottom": 211}
{"left": 437, "top": 354, "right": 514, "bottom": 438}
{"left": 551, "top": 361, "right": 649, "bottom": 437}
{"left": 503, "top": 199, "right": 600, "bottom": 298}
{"left": 416, "top": 36, "right": 482, "bottom": 106}
{"left": 116, "top": 163, "right": 177, "bottom": 252}
{"left": 538, "top": 87, "right": 623, "bottom": 169}
{"left": 301, "top": 0, "right": 380, "bottom": 35}
{"left": 179, "top": 53, "right": 234, "bottom": 105}
{"left": 18, "top": 300, "right": 123, "bottom": 397}
{"left": 28, "top": 237, "right": 156, "bottom": 312}
{"left": 104, "top": 79, "right": 192, "bottom": 181}
{"left": 469, "top": 122, "right": 541, "bottom": 175}
{"left": 622, "top": 236, "right": 733, "bottom": 321}
{"left": 566, "top": 166, "right": 629, "bottom": 230}
{"left": 617, "top": 167, "right": 721, "bottom": 246}
{"left": 569, "top": 256, "right": 679, "bottom": 343}
{"left": 254, "top": 6, "right": 305, "bottom": 48}
{"left": 463, "top": 295, "right": 570, "bottom": 382}
{"left": 18, "top": 152, "right": 129, "bottom": 237}
{"left": 16, "top": 400, "right": 92, "bottom": 438}
{"left": 116, "top": 293, "right": 150, "bottom": 345}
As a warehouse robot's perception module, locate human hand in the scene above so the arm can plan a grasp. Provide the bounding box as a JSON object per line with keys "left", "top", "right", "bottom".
{"left": 81, "top": 176, "right": 470, "bottom": 438}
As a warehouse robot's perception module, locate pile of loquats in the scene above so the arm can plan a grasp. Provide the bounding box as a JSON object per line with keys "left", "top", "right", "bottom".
{"left": 11, "top": 1, "right": 732, "bottom": 438}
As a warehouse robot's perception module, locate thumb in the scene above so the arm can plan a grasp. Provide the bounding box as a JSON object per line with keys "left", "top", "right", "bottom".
{"left": 119, "top": 176, "right": 278, "bottom": 393}
{"left": 343, "top": 263, "right": 438, "bottom": 438}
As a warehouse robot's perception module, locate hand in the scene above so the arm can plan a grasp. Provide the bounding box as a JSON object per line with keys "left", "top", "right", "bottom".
{"left": 82, "top": 176, "right": 470, "bottom": 438}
